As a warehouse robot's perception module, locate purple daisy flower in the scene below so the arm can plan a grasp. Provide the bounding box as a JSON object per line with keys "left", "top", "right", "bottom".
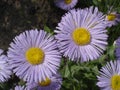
{"left": 0, "top": 49, "right": 12, "bottom": 82}
{"left": 54, "top": 0, "right": 78, "bottom": 10}
{"left": 105, "top": 12, "right": 120, "bottom": 27}
{"left": 26, "top": 73, "right": 62, "bottom": 90}
{"left": 55, "top": 6, "right": 108, "bottom": 62}
{"left": 97, "top": 61, "right": 120, "bottom": 90}
{"left": 115, "top": 37, "right": 120, "bottom": 60}
{"left": 7, "top": 29, "right": 61, "bottom": 83}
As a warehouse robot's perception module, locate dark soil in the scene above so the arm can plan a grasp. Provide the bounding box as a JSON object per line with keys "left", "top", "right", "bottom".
{"left": 0, "top": 0, "right": 90, "bottom": 51}
{"left": 0, "top": 0, "right": 65, "bottom": 50}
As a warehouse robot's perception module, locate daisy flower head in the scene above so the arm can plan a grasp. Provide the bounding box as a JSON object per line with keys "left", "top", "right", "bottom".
{"left": 115, "top": 37, "right": 120, "bottom": 60}
{"left": 7, "top": 29, "right": 61, "bottom": 83}
{"left": 0, "top": 49, "right": 12, "bottom": 82}
{"left": 105, "top": 12, "right": 120, "bottom": 27}
{"left": 97, "top": 60, "right": 120, "bottom": 90}
{"left": 55, "top": 6, "right": 108, "bottom": 62}
{"left": 54, "top": 0, "right": 78, "bottom": 10}
{"left": 26, "top": 73, "right": 62, "bottom": 90}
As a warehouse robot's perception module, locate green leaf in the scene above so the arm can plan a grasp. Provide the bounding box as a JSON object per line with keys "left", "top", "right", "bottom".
{"left": 107, "top": 45, "right": 116, "bottom": 60}
{"left": 70, "top": 65, "right": 81, "bottom": 77}
{"left": 44, "top": 25, "right": 54, "bottom": 35}
{"left": 92, "top": 0, "right": 99, "bottom": 5}
{"left": 64, "top": 64, "right": 71, "bottom": 78}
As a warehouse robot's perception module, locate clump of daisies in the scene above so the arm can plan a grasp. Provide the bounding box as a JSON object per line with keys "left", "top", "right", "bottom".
{"left": 55, "top": 6, "right": 108, "bottom": 62}
{"left": 0, "top": 49, "right": 12, "bottom": 82}
{"left": 7, "top": 29, "right": 61, "bottom": 83}
{"left": 54, "top": 0, "right": 78, "bottom": 10}
{"left": 1, "top": 2, "right": 120, "bottom": 90}
{"left": 97, "top": 61, "right": 120, "bottom": 90}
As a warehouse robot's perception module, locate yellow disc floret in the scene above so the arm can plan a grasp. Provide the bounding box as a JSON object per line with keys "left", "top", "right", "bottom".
{"left": 65, "top": 0, "right": 72, "bottom": 4}
{"left": 72, "top": 28, "right": 91, "bottom": 45}
{"left": 25, "top": 47, "right": 44, "bottom": 65}
{"left": 107, "top": 14, "right": 116, "bottom": 21}
{"left": 39, "top": 78, "right": 51, "bottom": 86}
{"left": 111, "top": 74, "right": 120, "bottom": 90}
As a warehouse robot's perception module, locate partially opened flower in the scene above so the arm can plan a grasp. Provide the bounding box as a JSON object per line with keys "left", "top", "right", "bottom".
{"left": 0, "top": 49, "right": 12, "bottom": 82}
{"left": 27, "top": 73, "right": 62, "bottom": 90}
{"left": 7, "top": 29, "right": 61, "bottom": 82}
{"left": 55, "top": 7, "right": 108, "bottom": 62}
{"left": 115, "top": 37, "right": 120, "bottom": 60}
{"left": 54, "top": 0, "right": 78, "bottom": 10}
{"left": 97, "top": 61, "right": 120, "bottom": 90}
{"left": 105, "top": 12, "right": 120, "bottom": 27}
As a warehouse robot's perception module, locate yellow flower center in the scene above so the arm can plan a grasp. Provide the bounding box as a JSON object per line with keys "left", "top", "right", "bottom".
{"left": 65, "top": 0, "right": 72, "bottom": 4}
{"left": 72, "top": 28, "right": 91, "bottom": 45}
{"left": 107, "top": 14, "right": 116, "bottom": 21}
{"left": 111, "top": 74, "right": 120, "bottom": 90}
{"left": 39, "top": 78, "right": 51, "bottom": 86}
{"left": 25, "top": 47, "right": 44, "bottom": 65}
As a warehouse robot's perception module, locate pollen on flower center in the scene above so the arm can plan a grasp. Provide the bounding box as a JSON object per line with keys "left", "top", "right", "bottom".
{"left": 72, "top": 28, "right": 91, "bottom": 45}
{"left": 107, "top": 14, "right": 116, "bottom": 21}
{"left": 64, "top": 0, "right": 72, "bottom": 4}
{"left": 39, "top": 78, "right": 51, "bottom": 86}
{"left": 111, "top": 74, "right": 120, "bottom": 90}
{"left": 25, "top": 47, "right": 44, "bottom": 65}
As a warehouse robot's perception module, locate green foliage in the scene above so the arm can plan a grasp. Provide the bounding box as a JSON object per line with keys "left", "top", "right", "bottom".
{"left": 92, "top": 0, "right": 120, "bottom": 13}
{"left": 44, "top": 25, "right": 54, "bottom": 35}
{"left": 59, "top": 58, "right": 104, "bottom": 90}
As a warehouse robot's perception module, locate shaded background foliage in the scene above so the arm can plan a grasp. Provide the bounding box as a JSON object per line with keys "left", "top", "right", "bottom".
{"left": 0, "top": 0, "right": 120, "bottom": 90}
